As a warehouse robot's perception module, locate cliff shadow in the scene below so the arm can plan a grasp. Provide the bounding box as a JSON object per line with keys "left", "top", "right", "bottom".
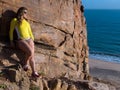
{"left": 0, "top": 10, "right": 16, "bottom": 42}
{"left": 0, "top": 10, "right": 25, "bottom": 68}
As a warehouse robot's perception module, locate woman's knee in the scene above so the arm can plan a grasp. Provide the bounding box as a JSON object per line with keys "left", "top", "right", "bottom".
{"left": 27, "top": 49, "right": 33, "bottom": 56}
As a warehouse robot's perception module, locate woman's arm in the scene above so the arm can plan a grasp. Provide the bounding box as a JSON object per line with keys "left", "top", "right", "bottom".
{"left": 9, "top": 18, "right": 17, "bottom": 41}
{"left": 9, "top": 18, "right": 17, "bottom": 48}
{"left": 28, "top": 22, "right": 34, "bottom": 40}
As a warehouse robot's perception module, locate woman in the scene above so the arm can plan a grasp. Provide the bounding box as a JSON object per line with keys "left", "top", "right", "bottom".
{"left": 9, "top": 7, "right": 39, "bottom": 77}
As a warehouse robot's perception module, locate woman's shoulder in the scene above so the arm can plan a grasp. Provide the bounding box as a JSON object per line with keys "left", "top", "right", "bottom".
{"left": 13, "top": 18, "right": 17, "bottom": 21}
{"left": 11, "top": 18, "right": 17, "bottom": 23}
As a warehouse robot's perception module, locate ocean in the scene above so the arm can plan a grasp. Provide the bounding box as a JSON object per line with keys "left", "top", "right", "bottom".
{"left": 84, "top": 10, "right": 120, "bottom": 63}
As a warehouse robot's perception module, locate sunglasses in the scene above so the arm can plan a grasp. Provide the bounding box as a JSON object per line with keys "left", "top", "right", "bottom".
{"left": 24, "top": 11, "right": 27, "bottom": 14}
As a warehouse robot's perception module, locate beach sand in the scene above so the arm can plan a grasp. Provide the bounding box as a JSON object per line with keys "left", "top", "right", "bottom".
{"left": 89, "top": 59, "right": 120, "bottom": 89}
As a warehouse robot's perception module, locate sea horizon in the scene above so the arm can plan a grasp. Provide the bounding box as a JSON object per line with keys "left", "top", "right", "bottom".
{"left": 85, "top": 9, "right": 120, "bottom": 10}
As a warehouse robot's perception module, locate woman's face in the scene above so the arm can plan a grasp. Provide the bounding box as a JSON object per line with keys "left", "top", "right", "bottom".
{"left": 22, "top": 10, "right": 28, "bottom": 19}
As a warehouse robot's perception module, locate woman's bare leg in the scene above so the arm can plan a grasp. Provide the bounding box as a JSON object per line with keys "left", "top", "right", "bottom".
{"left": 17, "top": 39, "right": 39, "bottom": 77}
{"left": 17, "top": 40, "right": 33, "bottom": 67}
{"left": 27, "top": 39, "right": 39, "bottom": 77}
{"left": 27, "top": 39, "right": 36, "bottom": 73}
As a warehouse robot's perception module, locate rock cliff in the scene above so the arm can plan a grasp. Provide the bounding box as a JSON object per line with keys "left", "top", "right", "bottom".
{"left": 0, "top": 0, "right": 89, "bottom": 78}
{"left": 0, "top": 0, "right": 114, "bottom": 90}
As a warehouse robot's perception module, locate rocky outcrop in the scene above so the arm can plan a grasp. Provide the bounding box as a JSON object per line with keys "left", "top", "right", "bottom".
{"left": 0, "top": 0, "right": 89, "bottom": 79}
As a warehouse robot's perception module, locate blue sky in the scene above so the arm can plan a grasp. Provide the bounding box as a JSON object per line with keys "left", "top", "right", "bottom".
{"left": 82, "top": 0, "right": 120, "bottom": 9}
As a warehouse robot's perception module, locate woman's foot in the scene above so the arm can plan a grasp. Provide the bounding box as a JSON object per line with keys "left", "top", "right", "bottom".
{"left": 32, "top": 72, "right": 40, "bottom": 78}
{"left": 23, "top": 65, "right": 29, "bottom": 71}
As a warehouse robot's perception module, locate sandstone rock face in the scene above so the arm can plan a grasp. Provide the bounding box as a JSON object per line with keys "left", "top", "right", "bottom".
{"left": 0, "top": 1, "right": 91, "bottom": 89}
{"left": 0, "top": 0, "right": 89, "bottom": 79}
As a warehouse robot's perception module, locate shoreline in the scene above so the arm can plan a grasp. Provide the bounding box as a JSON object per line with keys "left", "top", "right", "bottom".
{"left": 89, "top": 58, "right": 120, "bottom": 71}
{"left": 89, "top": 58, "right": 120, "bottom": 89}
